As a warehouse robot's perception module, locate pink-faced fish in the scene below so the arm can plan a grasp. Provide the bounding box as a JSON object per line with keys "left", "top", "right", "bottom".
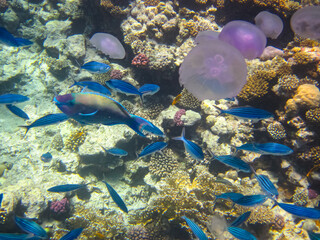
{"left": 172, "top": 127, "right": 204, "bottom": 161}
{"left": 227, "top": 226, "right": 257, "bottom": 240}
{"left": 54, "top": 92, "right": 164, "bottom": 137}
{"left": 81, "top": 61, "right": 110, "bottom": 74}
{"left": 182, "top": 216, "right": 208, "bottom": 240}
{"left": 15, "top": 216, "right": 47, "bottom": 239}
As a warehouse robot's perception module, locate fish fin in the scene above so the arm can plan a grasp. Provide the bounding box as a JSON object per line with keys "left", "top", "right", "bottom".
{"left": 78, "top": 110, "right": 98, "bottom": 116}
{"left": 172, "top": 127, "right": 186, "bottom": 141}
{"left": 19, "top": 125, "right": 31, "bottom": 137}
{"left": 75, "top": 59, "right": 82, "bottom": 68}
{"left": 271, "top": 201, "right": 279, "bottom": 209}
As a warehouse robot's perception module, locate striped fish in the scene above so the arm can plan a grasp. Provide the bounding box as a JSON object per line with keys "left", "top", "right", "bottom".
{"left": 233, "top": 194, "right": 268, "bottom": 207}
{"left": 60, "top": 228, "right": 83, "bottom": 240}
{"left": 255, "top": 174, "right": 278, "bottom": 199}
{"left": 103, "top": 181, "right": 128, "bottom": 213}
{"left": 182, "top": 216, "right": 208, "bottom": 240}
{"left": 227, "top": 227, "right": 257, "bottom": 240}
{"left": 6, "top": 104, "right": 29, "bottom": 119}
{"left": 47, "top": 184, "right": 88, "bottom": 193}
{"left": 212, "top": 155, "right": 251, "bottom": 173}
{"left": 230, "top": 211, "right": 251, "bottom": 227}
{"left": 0, "top": 94, "right": 29, "bottom": 104}
{"left": 308, "top": 231, "right": 320, "bottom": 240}
{"left": 215, "top": 192, "right": 244, "bottom": 202}
{"left": 138, "top": 142, "right": 168, "bottom": 158}
{"left": 15, "top": 216, "right": 47, "bottom": 239}
{"left": 0, "top": 233, "right": 40, "bottom": 239}
{"left": 274, "top": 202, "right": 320, "bottom": 219}
{"left": 254, "top": 143, "right": 293, "bottom": 156}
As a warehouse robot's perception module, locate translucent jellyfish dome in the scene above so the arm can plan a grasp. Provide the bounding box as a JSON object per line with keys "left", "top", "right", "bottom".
{"left": 90, "top": 33, "right": 126, "bottom": 59}
{"left": 255, "top": 11, "right": 283, "bottom": 39}
{"left": 218, "top": 20, "right": 267, "bottom": 60}
{"left": 291, "top": 6, "right": 320, "bottom": 40}
{"left": 179, "top": 38, "right": 247, "bottom": 101}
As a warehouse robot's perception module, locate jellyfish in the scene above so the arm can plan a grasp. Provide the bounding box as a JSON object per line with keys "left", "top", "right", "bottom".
{"left": 290, "top": 6, "right": 320, "bottom": 40}
{"left": 179, "top": 38, "right": 247, "bottom": 101}
{"left": 255, "top": 11, "right": 283, "bottom": 39}
{"left": 218, "top": 20, "right": 267, "bottom": 60}
{"left": 90, "top": 33, "right": 126, "bottom": 59}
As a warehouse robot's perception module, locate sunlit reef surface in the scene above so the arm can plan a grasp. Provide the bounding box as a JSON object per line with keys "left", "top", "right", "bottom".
{"left": 0, "top": 0, "right": 320, "bottom": 239}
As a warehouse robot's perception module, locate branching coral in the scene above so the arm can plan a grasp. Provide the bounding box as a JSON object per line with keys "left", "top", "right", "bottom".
{"left": 65, "top": 127, "right": 88, "bottom": 152}
{"left": 232, "top": 205, "right": 275, "bottom": 224}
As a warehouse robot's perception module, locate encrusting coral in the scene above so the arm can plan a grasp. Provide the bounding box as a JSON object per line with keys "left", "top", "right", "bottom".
{"left": 65, "top": 127, "right": 88, "bottom": 152}
{"left": 267, "top": 121, "right": 287, "bottom": 140}
{"left": 149, "top": 148, "right": 179, "bottom": 177}
{"left": 177, "top": 88, "right": 201, "bottom": 110}
{"left": 292, "top": 188, "right": 309, "bottom": 206}
{"left": 306, "top": 108, "right": 320, "bottom": 123}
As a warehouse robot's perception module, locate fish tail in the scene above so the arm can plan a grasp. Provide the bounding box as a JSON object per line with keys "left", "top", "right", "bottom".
{"left": 19, "top": 126, "right": 30, "bottom": 137}
{"left": 69, "top": 79, "right": 77, "bottom": 88}
{"left": 271, "top": 200, "right": 279, "bottom": 209}
{"left": 212, "top": 105, "right": 223, "bottom": 114}
{"left": 249, "top": 164, "right": 256, "bottom": 175}
{"left": 172, "top": 127, "right": 185, "bottom": 141}
{"left": 139, "top": 93, "right": 144, "bottom": 105}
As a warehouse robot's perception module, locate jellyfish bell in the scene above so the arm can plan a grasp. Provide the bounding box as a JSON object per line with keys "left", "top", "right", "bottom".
{"left": 90, "top": 33, "right": 126, "bottom": 59}
{"left": 255, "top": 11, "right": 283, "bottom": 39}
{"left": 179, "top": 38, "right": 247, "bottom": 101}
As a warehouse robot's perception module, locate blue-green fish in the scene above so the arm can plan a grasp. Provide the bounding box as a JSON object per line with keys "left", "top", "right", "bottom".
{"left": 233, "top": 194, "right": 268, "bottom": 207}
{"left": 70, "top": 80, "right": 111, "bottom": 96}
{"left": 138, "top": 141, "right": 168, "bottom": 158}
{"left": 215, "top": 192, "right": 244, "bottom": 202}
{"left": 273, "top": 201, "right": 320, "bottom": 219}
{"left": 212, "top": 155, "right": 251, "bottom": 173}
{"left": 308, "top": 231, "right": 320, "bottom": 240}
{"left": 172, "top": 127, "right": 204, "bottom": 160}
{"left": 236, "top": 142, "right": 293, "bottom": 155}
{"left": 41, "top": 152, "right": 52, "bottom": 162}
{"left": 103, "top": 181, "right": 128, "bottom": 213}
{"left": 15, "top": 216, "right": 47, "bottom": 239}
{"left": 60, "top": 228, "right": 83, "bottom": 240}
{"left": 227, "top": 227, "right": 257, "bottom": 240}
{"left": 0, "top": 27, "right": 33, "bottom": 47}
{"left": 47, "top": 183, "right": 88, "bottom": 193}
{"left": 0, "top": 233, "right": 40, "bottom": 239}
{"left": 20, "top": 113, "right": 69, "bottom": 136}
{"left": 81, "top": 61, "right": 110, "bottom": 73}
{"left": 6, "top": 104, "right": 29, "bottom": 119}
{"left": 254, "top": 173, "right": 278, "bottom": 199}
{"left": 182, "top": 216, "right": 208, "bottom": 240}
{"left": 105, "top": 79, "right": 140, "bottom": 96}
{"left": 138, "top": 84, "right": 160, "bottom": 101}
{"left": 214, "top": 105, "right": 274, "bottom": 121}
{"left": 54, "top": 92, "right": 164, "bottom": 137}
{"left": 0, "top": 94, "right": 29, "bottom": 104}
{"left": 230, "top": 211, "right": 251, "bottom": 227}
{"left": 101, "top": 146, "right": 128, "bottom": 156}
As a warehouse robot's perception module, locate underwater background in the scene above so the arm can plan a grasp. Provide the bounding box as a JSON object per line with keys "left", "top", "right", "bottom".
{"left": 0, "top": 0, "right": 320, "bottom": 239}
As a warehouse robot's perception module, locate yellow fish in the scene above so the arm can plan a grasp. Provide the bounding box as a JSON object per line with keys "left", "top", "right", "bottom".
{"left": 172, "top": 93, "right": 182, "bottom": 105}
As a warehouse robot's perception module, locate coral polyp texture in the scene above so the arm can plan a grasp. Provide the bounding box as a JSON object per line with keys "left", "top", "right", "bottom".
{"left": 267, "top": 121, "right": 287, "bottom": 140}
{"left": 132, "top": 53, "right": 149, "bottom": 67}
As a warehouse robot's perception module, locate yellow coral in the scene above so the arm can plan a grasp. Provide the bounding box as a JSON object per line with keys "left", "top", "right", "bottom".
{"left": 293, "top": 51, "right": 316, "bottom": 65}
{"left": 144, "top": 0, "right": 160, "bottom": 6}
{"left": 306, "top": 108, "right": 320, "bottom": 123}
{"left": 238, "top": 76, "right": 269, "bottom": 102}
{"left": 195, "top": 0, "right": 208, "bottom": 4}
{"left": 65, "top": 127, "right": 88, "bottom": 152}
{"left": 183, "top": 20, "right": 198, "bottom": 37}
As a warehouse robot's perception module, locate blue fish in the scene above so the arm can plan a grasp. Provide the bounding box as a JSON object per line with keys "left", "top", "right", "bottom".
{"left": 103, "top": 181, "right": 128, "bottom": 213}
{"left": 6, "top": 104, "right": 29, "bottom": 119}
{"left": 54, "top": 92, "right": 164, "bottom": 137}
{"left": 15, "top": 216, "right": 47, "bottom": 239}
{"left": 230, "top": 211, "right": 251, "bottom": 227}
{"left": 172, "top": 128, "right": 204, "bottom": 161}
{"left": 212, "top": 155, "right": 251, "bottom": 173}
{"left": 0, "top": 193, "right": 3, "bottom": 207}
{"left": 0, "top": 233, "right": 40, "bottom": 239}
{"left": 215, "top": 192, "right": 244, "bottom": 202}
{"left": 273, "top": 201, "right": 320, "bottom": 219}
{"left": 105, "top": 79, "right": 141, "bottom": 97}
{"left": 41, "top": 152, "right": 52, "bottom": 162}
{"left": 227, "top": 227, "right": 257, "bottom": 240}
{"left": 308, "top": 231, "right": 320, "bottom": 240}
{"left": 214, "top": 105, "right": 274, "bottom": 121}
{"left": 101, "top": 146, "right": 128, "bottom": 157}
{"left": 0, "top": 27, "right": 33, "bottom": 47}
{"left": 81, "top": 61, "right": 110, "bottom": 74}
{"left": 20, "top": 113, "right": 69, "bottom": 136}
{"left": 138, "top": 84, "right": 160, "bottom": 101}
{"left": 70, "top": 80, "right": 111, "bottom": 96}
{"left": 60, "top": 228, "right": 83, "bottom": 240}
{"left": 182, "top": 216, "right": 208, "bottom": 240}
{"left": 235, "top": 143, "right": 264, "bottom": 154}
{"left": 47, "top": 183, "right": 88, "bottom": 193}
{"left": 233, "top": 194, "right": 268, "bottom": 207}
{"left": 254, "top": 173, "right": 278, "bottom": 199}
{"left": 0, "top": 94, "right": 29, "bottom": 104}
{"left": 236, "top": 142, "right": 293, "bottom": 155}
{"left": 138, "top": 141, "right": 168, "bottom": 158}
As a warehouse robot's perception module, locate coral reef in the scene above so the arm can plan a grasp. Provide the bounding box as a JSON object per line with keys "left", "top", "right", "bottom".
{"left": 149, "top": 148, "right": 179, "bottom": 177}
{"left": 173, "top": 108, "right": 186, "bottom": 126}
{"left": 143, "top": 101, "right": 165, "bottom": 119}
{"left": 109, "top": 69, "right": 123, "bottom": 80}
{"left": 306, "top": 108, "right": 320, "bottom": 123}
{"left": 267, "top": 121, "right": 287, "bottom": 140}
{"left": 0, "top": 0, "right": 8, "bottom": 12}
{"left": 49, "top": 198, "right": 70, "bottom": 218}
{"left": 292, "top": 188, "right": 309, "bottom": 206}
{"left": 126, "top": 225, "right": 150, "bottom": 239}
{"left": 132, "top": 53, "right": 149, "bottom": 67}
{"left": 65, "top": 127, "right": 88, "bottom": 152}
{"left": 237, "top": 74, "right": 270, "bottom": 102}
{"left": 177, "top": 88, "right": 201, "bottom": 110}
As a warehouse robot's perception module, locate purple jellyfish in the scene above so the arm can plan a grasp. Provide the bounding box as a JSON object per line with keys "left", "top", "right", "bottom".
{"left": 218, "top": 20, "right": 267, "bottom": 60}
{"left": 195, "top": 30, "right": 219, "bottom": 45}
{"left": 90, "top": 33, "right": 126, "bottom": 59}
{"left": 291, "top": 6, "right": 320, "bottom": 40}
{"left": 179, "top": 38, "right": 247, "bottom": 101}
{"left": 255, "top": 11, "right": 283, "bottom": 39}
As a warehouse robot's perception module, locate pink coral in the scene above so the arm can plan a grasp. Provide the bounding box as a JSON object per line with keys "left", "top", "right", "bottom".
{"left": 110, "top": 69, "right": 123, "bottom": 79}
{"left": 50, "top": 198, "right": 70, "bottom": 217}
{"left": 174, "top": 109, "right": 186, "bottom": 126}
{"left": 308, "top": 188, "right": 318, "bottom": 199}
{"left": 132, "top": 53, "right": 149, "bottom": 67}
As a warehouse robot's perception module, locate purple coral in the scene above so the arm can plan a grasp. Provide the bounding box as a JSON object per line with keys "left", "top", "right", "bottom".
{"left": 218, "top": 20, "right": 267, "bottom": 59}
{"left": 308, "top": 189, "right": 318, "bottom": 199}
{"left": 174, "top": 109, "right": 186, "bottom": 126}
{"left": 50, "top": 198, "right": 70, "bottom": 217}
{"left": 110, "top": 69, "right": 123, "bottom": 79}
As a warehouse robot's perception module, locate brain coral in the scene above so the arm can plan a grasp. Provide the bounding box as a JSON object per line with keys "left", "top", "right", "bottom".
{"left": 149, "top": 149, "right": 179, "bottom": 178}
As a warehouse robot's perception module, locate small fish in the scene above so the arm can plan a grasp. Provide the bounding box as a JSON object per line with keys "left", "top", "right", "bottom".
{"left": 20, "top": 113, "right": 69, "bottom": 136}
{"left": 70, "top": 80, "right": 111, "bottom": 96}
{"left": 236, "top": 142, "right": 293, "bottom": 156}
{"left": 41, "top": 152, "right": 52, "bottom": 162}
{"left": 105, "top": 79, "right": 141, "bottom": 96}
{"left": 308, "top": 231, "right": 320, "bottom": 240}
{"left": 6, "top": 104, "right": 29, "bottom": 119}
{"left": 214, "top": 177, "right": 234, "bottom": 187}
{"left": 182, "top": 216, "right": 208, "bottom": 240}
{"left": 138, "top": 84, "right": 160, "bottom": 101}
{"left": 101, "top": 146, "right": 128, "bottom": 157}
{"left": 233, "top": 194, "right": 268, "bottom": 207}
{"left": 81, "top": 61, "right": 110, "bottom": 74}
{"left": 0, "top": 193, "right": 3, "bottom": 207}
{"left": 273, "top": 201, "right": 320, "bottom": 219}
{"left": 172, "top": 127, "right": 204, "bottom": 161}
{"left": 230, "top": 211, "right": 251, "bottom": 227}
{"left": 15, "top": 216, "right": 47, "bottom": 239}
{"left": 214, "top": 105, "right": 274, "bottom": 121}
{"left": 103, "top": 181, "right": 128, "bottom": 213}
{"left": 47, "top": 183, "right": 88, "bottom": 193}
{"left": 212, "top": 155, "right": 251, "bottom": 173}
{"left": 227, "top": 226, "right": 257, "bottom": 240}
{"left": 0, "top": 94, "right": 29, "bottom": 104}
{"left": 254, "top": 172, "right": 278, "bottom": 199}
{"left": 0, "top": 27, "right": 33, "bottom": 47}
{"left": 172, "top": 93, "right": 182, "bottom": 105}
{"left": 138, "top": 141, "right": 168, "bottom": 158}
{"left": 0, "top": 233, "right": 40, "bottom": 239}
{"left": 215, "top": 192, "right": 244, "bottom": 202}
{"left": 60, "top": 228, "right": 83, "bottom": 240}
